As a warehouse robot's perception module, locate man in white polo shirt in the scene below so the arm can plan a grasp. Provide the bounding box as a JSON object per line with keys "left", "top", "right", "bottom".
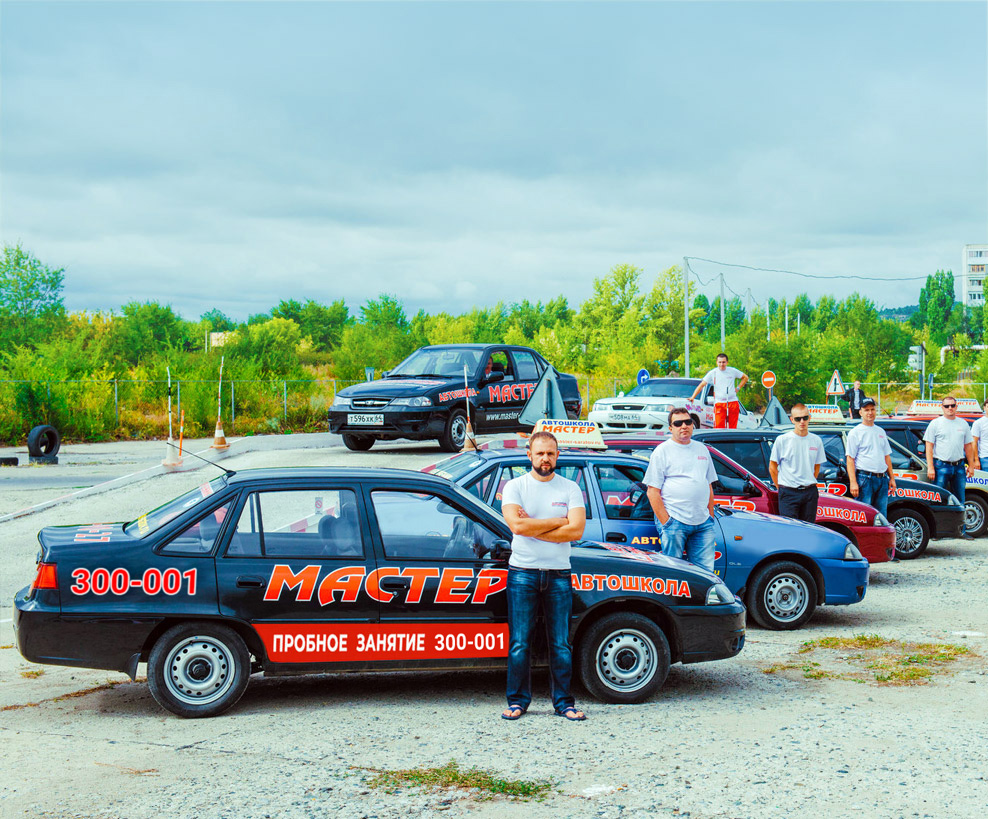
{"left": 691, "top": 352, "right": 748, "bottom": 429}
{"left": 923, "top": 397, "right": 974, "bottom": 531}
{"left": 846, "top": 397, "right": 896, "bottom": 517}
{"left": 971, "top": 399, "right": 988, "bottom": 470}
{"left": 769, "top": 403, "right": 827, "bottom": 522}
{"left": 644, "top": 406, "right": 717, "bottom": 571}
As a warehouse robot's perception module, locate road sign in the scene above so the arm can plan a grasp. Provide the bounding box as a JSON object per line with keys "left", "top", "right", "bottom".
{"left": 826, "top": 369, "right": 845, "bottom": 396}
{"left": 761, "top": 371, "right": 776, "bottom": 389}
{"left": 637, "top": 368, "right": 650, "bottom": 386}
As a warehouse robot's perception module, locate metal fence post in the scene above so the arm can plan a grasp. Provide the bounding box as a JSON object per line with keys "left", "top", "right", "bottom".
{"left": 231, "top": 381, "right": 235, "bottom": 428}
{"left": 283, "top": 381, "right": 288, "bottom": 420}
{"left": 177, "top": 381, "right": 181, "bottom": 420}
{"left": 114, "top": 379, "right": 119, "bottom": 425}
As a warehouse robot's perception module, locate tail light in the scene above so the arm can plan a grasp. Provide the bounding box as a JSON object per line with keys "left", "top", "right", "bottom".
{"left": 31, "top": 562, "right": 58, "bottom": 592}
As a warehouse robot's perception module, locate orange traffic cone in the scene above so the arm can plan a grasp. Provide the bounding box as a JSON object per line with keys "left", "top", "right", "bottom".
{"left": 461, "top": 418, "right": 478, "bottom": 452}
{"left": 210, "top": 417, "right": 230, "bottom": 451}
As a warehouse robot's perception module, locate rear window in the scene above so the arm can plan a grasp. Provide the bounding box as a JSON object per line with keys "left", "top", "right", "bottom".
{"left": 127, "top": 477, "right": 229, "bottom": 537}
{"left": 425, "top": 454, "right": 487, "bottom": 482}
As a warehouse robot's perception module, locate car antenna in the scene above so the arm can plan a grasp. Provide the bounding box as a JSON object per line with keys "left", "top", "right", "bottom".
{"left": 166, "top": 440, "right": 236, "bottom": 478}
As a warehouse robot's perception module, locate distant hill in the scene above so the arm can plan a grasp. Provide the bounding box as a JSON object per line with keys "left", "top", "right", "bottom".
{"left": 880, "top": 305, "right": 918, "bottom": 321}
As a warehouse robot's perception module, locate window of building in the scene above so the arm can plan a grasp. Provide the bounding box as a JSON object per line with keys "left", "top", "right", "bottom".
{"left": 971, "top": 265, "right": 985, "bottom": 273}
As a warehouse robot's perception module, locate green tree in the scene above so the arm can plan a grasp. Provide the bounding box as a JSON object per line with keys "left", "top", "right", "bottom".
{"left": 200, "top": 309, "right": 236, "bottom": 332}
{"left": 226, "top": 317, "right": 302, "bottom": 374}
{"left": 912, "top": 270, "right": 955, "bottom": 345}
{"left": 361, "top": 294, "right": 409, "bottom": 330}
{"left": 109, "top": 301, "right": 189, "bottom": 364}
{"left": 0, "top": 244, "right": 67, "bottom": 349}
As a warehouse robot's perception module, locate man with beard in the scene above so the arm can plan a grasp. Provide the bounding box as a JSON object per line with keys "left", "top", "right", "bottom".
{"left": 645, "top": 407, "right": 717, "bottom": 571}
{"left": 500, "top": 431, "right": 587, "bottom": 721}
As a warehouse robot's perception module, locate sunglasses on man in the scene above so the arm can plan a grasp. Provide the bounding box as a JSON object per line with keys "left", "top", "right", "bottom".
{"left": 670, "top": 418, "right": 693, "bottom": 428}
{"left": 942, "top": 403, "right": 957, "bottom": 409}
{"left": 791, "top": 414, "right": 810, "bottom": 422}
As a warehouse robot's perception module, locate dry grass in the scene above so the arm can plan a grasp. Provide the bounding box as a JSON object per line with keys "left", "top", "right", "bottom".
{"left": 20, "top": 669, "right": 45, "bottom": 679}
{"left": 762, "top": 634, "right": 976, "bottom": 686}
{"left": 356, "top": 760, "right": 556, "bottom": 801}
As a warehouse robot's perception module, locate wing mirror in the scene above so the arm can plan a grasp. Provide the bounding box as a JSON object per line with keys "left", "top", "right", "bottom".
{"left": 491, "top": 539, "right": 512, "bottom": 560}
{"left": 484, "top": 372, "right": 504, "bottom": 384}
{"left": 744, "top": 477, "right": 761, "bottom": 497}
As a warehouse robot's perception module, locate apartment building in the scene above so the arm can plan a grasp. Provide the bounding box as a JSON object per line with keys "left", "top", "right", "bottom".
{"left": 960, "top": 243, "right": 988, "bottom": 307}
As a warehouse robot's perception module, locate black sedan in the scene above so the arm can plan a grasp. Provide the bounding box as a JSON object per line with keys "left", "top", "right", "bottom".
{"left": 328, "top": 343, "right": 582, "bottom": 451}
{"left": 14, "top": 468, "right": 744, "bottom": 718}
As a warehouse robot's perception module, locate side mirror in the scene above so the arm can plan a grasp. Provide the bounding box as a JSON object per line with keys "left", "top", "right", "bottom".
{"left": 381, "top": 370, "right": 390, "bottom": 378}
{"left": 618, "top": 391, "right": 625, "bottom": 397}
{"left": 705, "top": 395, "right": 715, "bottom": 406}
{"left": 491, "top": 539, "right": 512, "bottom": 560}
{"left": 744, "top": 478, "right": 761, "bottom": 497}
{"left": 484, "top": 371, "right": 504, "bottom": 384}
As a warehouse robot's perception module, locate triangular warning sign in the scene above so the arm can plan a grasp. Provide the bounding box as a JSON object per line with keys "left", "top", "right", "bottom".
{"left": 518, "top": 366, "right": 570, "bottom": 428}
{"left": 826, "top": 369, "right": 845, "bottom": 396}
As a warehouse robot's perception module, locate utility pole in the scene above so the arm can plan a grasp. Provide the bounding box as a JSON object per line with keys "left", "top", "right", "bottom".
{"left": 766, "top": 301, "right": 771, "bottom": 342}
{"left": 785, "top": 302, "right": 789, "bottom": 343}
{"left": 683, "top": 258, "right": 690, "bottom": 377}
{"left": 720, "top": 273, "right": 726, "bottom": 350}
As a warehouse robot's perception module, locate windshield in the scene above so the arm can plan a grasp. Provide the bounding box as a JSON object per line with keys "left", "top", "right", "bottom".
{"left": 389, "top": 347, "right": 485, "bottom": 378}
{"left": 125, "top": 476, "right": 229, "bottom": 537}
{"left": 626, "top": 381, "right": 698, "bottom": 399}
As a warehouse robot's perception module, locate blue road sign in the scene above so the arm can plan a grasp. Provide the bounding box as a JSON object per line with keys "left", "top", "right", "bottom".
{"left": 637, "top": 368, "right": 650, "bottom": 386}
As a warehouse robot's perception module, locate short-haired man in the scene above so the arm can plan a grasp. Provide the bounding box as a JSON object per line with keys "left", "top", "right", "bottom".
{"left": 971, "top": 399, "right": 988, "bottom": 471}
{"left": 500, "top": 431, "right": 587, "bottom": 721}
{"left": 923, "top": 397, "right": 974, "bottom": 529}
{"left": 691, "top": 353, "right": 748, "bottom": 429}
{"left": 769, "top": 403, "right": 826, "bottom": 523}
{"left": 842, "top": 380, "right": 867, "bottom": 420}
{"left": 644, "top": 407, "right": 717, "bottom": 572}
{"left": 846, "top": 397, "right": 896, "bottom": 517}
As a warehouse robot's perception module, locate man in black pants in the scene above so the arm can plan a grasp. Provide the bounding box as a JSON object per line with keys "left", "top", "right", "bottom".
{"left": 842, "top": 380, "right": 867, "bottom": 419}
{"left": 768, "top": 403, "right": 827, "bottom": 522}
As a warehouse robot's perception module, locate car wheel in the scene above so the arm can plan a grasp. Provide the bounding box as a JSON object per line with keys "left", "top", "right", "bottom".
{"left": 888, "top": 507, "right": 929, "bottom": 559}
{"left": 439, "top": 410, "right": 468, "bottom": 452}
{"left": 342, "top": 433, "right": 374, "bottom": 451}
{"left": 148, "top": 624, "right": 251, "bottom": 718}
{"left": 746, "top": 561, "right": 817, "bottom": 630}
{"left": 578, "top": 613, "right": 670, "bottom": 704}
{"left": 964, "top": 493, "right": 988, "bottom": 537}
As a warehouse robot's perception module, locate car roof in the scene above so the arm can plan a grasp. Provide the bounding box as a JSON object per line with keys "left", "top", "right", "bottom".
{"left": 418, "top": 343, "right": 539, "bottom": 353}
{"left": 225, "top": 467, "right": 454, "bottom": 486}
{"left": 642, "top": 377, "right": 702, "bottom": 386}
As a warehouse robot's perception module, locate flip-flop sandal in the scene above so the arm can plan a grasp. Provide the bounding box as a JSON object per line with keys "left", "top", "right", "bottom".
{"left": 554, "top": 706, "right": 587, "bottom": 721}
{"left": 501, "top": 705, "right": 527, "bottom": 721}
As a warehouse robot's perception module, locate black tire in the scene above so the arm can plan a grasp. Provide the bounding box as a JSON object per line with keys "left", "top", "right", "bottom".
{"left": 964, "top": 493, "right": 988, "bottom": 538}
{"left": 439, "top": 410, "right": 468, "bottom": 452}
{"left": 148, "top": 623, "right": 251, "bottom": 718}
{"left": 577, "top": 612, "right": 670, "bottom": 704}
{"left": 342, "top": 433, "right": 375, "bottom": 452}
{"left": 27, "top": 424, "right": 61, "bottom": 457}
{"left": 746, "top": 561, "right": 818, "bottom": 630}
{"left": 888, "top": 506, "right": 930, "bottom": 559}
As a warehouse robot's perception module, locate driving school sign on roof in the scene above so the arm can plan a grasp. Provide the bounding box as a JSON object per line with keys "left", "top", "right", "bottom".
{"left": 534, "top": 419, "right": 606, "bottom": 449}
{"left": 806, "top": 404, "right": 846, "bottom": 423}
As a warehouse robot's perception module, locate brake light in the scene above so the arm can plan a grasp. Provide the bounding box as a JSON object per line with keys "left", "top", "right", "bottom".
{"left": 31, "top": 562, "right": 58, "bottom": 591}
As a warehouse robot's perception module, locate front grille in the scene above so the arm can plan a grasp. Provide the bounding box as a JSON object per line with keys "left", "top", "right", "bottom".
{"left": 352, "top": 398, "right": 391, "bottom": 409}
{"left": 613, "top": 404, "right": 646, "bottom": 411}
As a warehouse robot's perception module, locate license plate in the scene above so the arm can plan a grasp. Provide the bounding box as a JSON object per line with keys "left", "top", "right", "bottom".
{"left": 611, "top": 413, "right": 640, "bottom": 422}
{"left": 348, "top": 413, "right": 384, "bottom": 426}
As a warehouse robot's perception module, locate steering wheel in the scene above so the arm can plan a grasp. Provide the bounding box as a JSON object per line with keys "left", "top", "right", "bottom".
{"left": 443, "top": 517, "right": 474, "bottom": 559}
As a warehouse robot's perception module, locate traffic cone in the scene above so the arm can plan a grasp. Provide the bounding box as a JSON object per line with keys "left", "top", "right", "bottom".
{"left": 162, "top": 436, "right": 183, "bottom": 470}
{"left": 461, "top": 418, "right": 478, "bottom": 452}
{"left": 211, "top": 417, "right": 230, "bottom": 451}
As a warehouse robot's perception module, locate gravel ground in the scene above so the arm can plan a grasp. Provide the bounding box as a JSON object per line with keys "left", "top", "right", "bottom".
{"left": 2, "top": 437, "right": 986, "bottom": 818}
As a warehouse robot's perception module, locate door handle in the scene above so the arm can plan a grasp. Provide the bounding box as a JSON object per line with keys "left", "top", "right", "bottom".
{"left": 379, "top": 577, "right": 412, "bottom": 591}
{"left": 236, "top": 576, "right": 265, "bottom": 588}
{"left": 605, "top": 532, "right": 627, "bottom": 543}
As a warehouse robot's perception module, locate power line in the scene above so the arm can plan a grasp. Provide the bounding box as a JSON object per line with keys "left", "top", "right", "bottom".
{"left": 686, "top": 256, "right": 932, "bottom": 282}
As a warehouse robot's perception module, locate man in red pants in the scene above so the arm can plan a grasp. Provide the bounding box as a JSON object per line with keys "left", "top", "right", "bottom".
{"left": 692, "top": 353, "right": 749, "bottom": 428}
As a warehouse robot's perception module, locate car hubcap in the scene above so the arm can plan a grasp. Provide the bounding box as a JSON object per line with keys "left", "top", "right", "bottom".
{"left": 764, "top": 574, "right": 808, "bottom": 622}
{"left": 964, "top": 501, "right": 983, "bottom": 534}
{"left": 596, "top": 628, "right": 657, "bottom": 692}
{"left": 164, "top": 636, "right": 235, "bottom": 706}
{"left": 450, "top": 416, "right": 466, "bottom": 447}
{"left": 894, "top": 517, "right": 923, "bottom": 555}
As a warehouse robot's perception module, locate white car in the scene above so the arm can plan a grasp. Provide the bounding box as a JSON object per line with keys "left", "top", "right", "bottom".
{"left": 588, "top": 377, "right": 758, "bottom": 432}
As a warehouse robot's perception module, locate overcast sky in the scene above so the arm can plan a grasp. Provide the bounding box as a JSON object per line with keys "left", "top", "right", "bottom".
{"left": 2, "top": 0, "right": 986, "bottom": 321}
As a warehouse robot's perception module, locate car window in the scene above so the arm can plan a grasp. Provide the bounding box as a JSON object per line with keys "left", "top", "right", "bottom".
{"left": 711, "top": 439, "right": 768, "bottom": 478}
{"left": 511, "top": 350, "right": 540, "bottom": 381}
{"left": 161, "top": 501, "right": 234, "bottom": 555}
{"left": 710, "top": 455, "right": 748, "bottom": 496}
{"left": 593, "top": 464, "right": 646, "bottom": 520}
{"left": 491, "top": 463, "right": 591, "bottom": 517}
{"left": 819, "top": 432, "right": 846, "bottom": 462}
{"left": 371, "top": 490, "right": 499, "bottom": 560}
{"left": 488, "top": 350, "right": 513, "bottom": 381}
{"left": 228, "top": 489, "right": 363, "bottom": 559}
{"left": 128, "top": 476, "right": 229, "bottom": 537}
{"left": 462, "top": 468, "right": 496, "bottom": 502}
{"left": 887, "top": 438, "right": 924, "bottom": 470}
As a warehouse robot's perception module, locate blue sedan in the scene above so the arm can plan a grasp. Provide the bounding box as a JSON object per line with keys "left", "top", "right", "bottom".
{"left": 425, "top": 448, "right": 870, "bottom": 630}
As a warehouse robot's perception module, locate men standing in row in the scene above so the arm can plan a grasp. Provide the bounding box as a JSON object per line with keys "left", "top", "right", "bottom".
{"left": 692, "top": 353, "right": 748, "bottom": 429}
{"left": 645, "top": 407, "right": 717, "bottom": 572}
{"left": 842, "top": 380, "right": 868, "bottom": 420}
{"left": 769, "top": 403, "right": 826, "bottom": 523}
{"left": 971, "top": 399, "right": 988, "bottom": 470}
{"left": 846, "top": 397, "right": 896, "bottom": 516}
{"left": 924, "top": 397, "right": 974, "bottom": 538}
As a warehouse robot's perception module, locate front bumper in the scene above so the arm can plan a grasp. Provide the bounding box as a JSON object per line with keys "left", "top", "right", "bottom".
{"left": 673, "top": 600, "right": 746, "bottom": 664}
{"left": 855, "top": 526, "right": 896, "bottom": 564}
{"left": 588, "top": 410, "right": 667, "bottom": 433}
{"left": 328, "top": 408, "right": 449, "bottom": 440}
{"left": 818, "top": 558, "right": 870, "bottom": 606}
{"left": 930, "top": 506, "right": 965, "bottom": 539}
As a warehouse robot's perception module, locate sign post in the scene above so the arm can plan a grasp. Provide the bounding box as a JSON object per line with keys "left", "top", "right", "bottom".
{"left": 761, "top": 370, "right": 776, "bottom": 403}
{"left": 826, "top": 369, "right": 846, "bottom": 406}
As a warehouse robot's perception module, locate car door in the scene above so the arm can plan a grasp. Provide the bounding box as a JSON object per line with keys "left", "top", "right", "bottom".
{"left": 477, "top": 349, "right": 524, "bottom": 429}
{"left": 591, "top": 461, "right": 660, "bottom": 548}
{"left": 216, "top": 485, "right": 378, "bottom": 668}
{"left": 815, "top": 432, "right": 851, "bottom": 496}
{"left": 364, "top": 482, "right": 511, "bottom": 667}
{"left": 706, "top": 436, "right": 773, "bottom": 483}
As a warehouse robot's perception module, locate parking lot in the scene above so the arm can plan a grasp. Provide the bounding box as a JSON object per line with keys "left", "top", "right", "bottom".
{"left": 2, "top": 434, "right": 987, "bottom": 819}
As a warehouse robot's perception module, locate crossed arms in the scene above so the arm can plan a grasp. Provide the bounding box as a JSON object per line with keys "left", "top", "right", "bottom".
{"left": 502, "top": 504, "right": 587, "bottom": 543}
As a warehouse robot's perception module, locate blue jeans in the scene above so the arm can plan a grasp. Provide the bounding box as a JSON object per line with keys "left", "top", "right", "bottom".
{"left": 506, "top": 568, "right": 574, "bottom": 713}
{"left": 656, "top": 516, "right": 716, "bottom": 573}
{"left": 857, "top": 472, "right": 890, "bottom": 517}
{"left": 934, "top": 459, "right": 966, "bottom": 505}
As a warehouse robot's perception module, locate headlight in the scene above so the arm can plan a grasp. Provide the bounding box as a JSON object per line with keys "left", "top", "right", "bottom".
{"left": 843, "top": 543, "right": 863, "bottom": 560}
{"left": 592, "top": 402, "right": 605, "bottom": 412}
{"left": 391, "top": 396, "right": 432, "bottom": 407}
{"left": 331, "top": 396, "right": 351, "bottom": 409}
{"left": 705, "top": 582, "right": 735, "bottom": 605}
{"left": 873, "top": 512, "right": 891, "bottom": 527}
{"left": 946, "top": 493, "right": 962, "bottom": 507}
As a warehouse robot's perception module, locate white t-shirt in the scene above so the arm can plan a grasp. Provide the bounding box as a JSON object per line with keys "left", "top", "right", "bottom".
{"left": 702, "top": 366, "right": 745, "bottom": 403}
{"left": 923, "top": 416, "right": 973, "bottom": 462}
{"left": 846, "top": 423, "right": 892, "bottom": 474}
{"left": 501, "top": 472, "right": 585, "bottom": 570}
{"left": 643, "top": 439, "right": 716, "bottom": 526}
{"left": 770, "top": 431, "right": 827, "bottom": 488}
{"left": 971, "top": 417, "right": 988, "bottom": 460}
